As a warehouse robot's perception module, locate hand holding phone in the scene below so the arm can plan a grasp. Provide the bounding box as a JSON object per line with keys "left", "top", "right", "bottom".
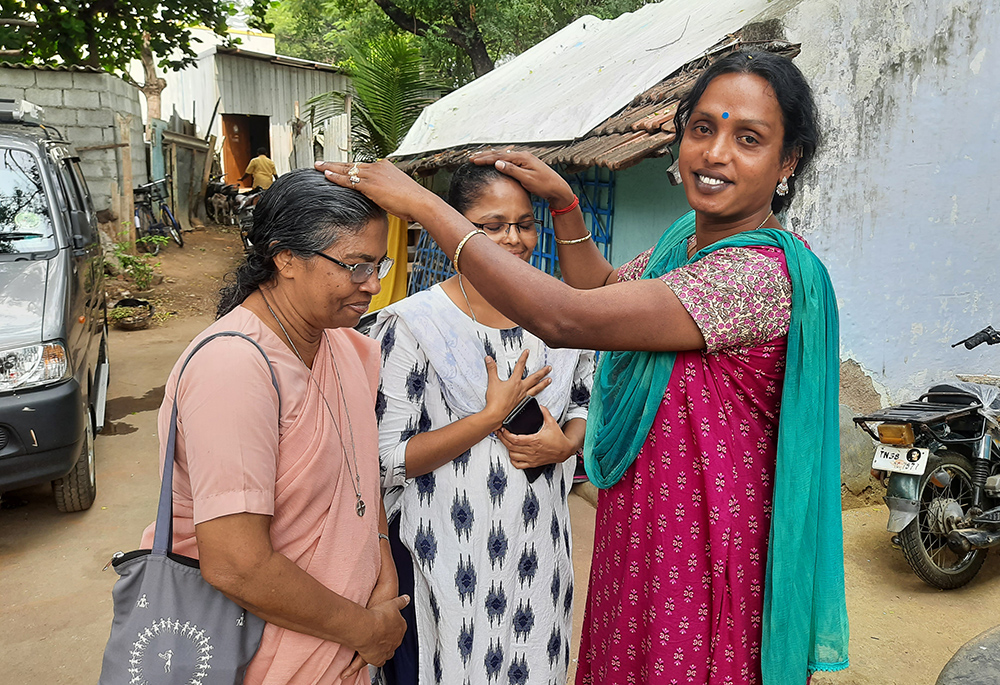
{"left": 501, "top": 396, "right": 548, "bottom": 482}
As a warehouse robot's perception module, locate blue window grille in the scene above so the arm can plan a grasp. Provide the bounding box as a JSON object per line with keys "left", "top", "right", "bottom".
{"left": 407, "top": 167, "right": 615, "bottom": 295}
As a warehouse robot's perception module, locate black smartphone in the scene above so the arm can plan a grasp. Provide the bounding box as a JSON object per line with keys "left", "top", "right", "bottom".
{"left": 502, "top": 396, "right": 544, "bottom": 434}
{"left": 502, "top": 396, "right": 548, "bottom": 482}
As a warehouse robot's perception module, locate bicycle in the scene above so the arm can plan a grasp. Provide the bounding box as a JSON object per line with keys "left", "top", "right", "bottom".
{"left": 133, "top": 178, "right": 183, "bottom": 254}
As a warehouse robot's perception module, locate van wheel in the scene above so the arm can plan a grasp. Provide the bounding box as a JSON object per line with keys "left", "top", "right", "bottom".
{"left": 52, "top": 417, "right": 96, "bottom": 513}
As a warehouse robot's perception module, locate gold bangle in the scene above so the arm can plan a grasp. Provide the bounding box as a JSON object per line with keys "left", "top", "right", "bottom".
{"left": 453, "top": 229, "right": 487, "bottom": 273}
{"left": 554, "top": 231, "right": 592, "bottom": 245}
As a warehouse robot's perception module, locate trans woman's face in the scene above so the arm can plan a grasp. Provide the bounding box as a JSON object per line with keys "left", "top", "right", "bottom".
{"left": 678, "top": 72, "right": 798, "bottom": 223}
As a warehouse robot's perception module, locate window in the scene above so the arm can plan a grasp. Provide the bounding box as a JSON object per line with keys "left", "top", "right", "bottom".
{"left": 0, "top": 149, "right": 57, "bottom": 255}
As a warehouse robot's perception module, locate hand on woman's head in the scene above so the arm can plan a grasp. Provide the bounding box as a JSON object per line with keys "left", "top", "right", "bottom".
{"left": 314, "top": 159, "right": 432, "bottom": 222}
{"left": 468, "top": 150, "right": 575, "bottom": 209}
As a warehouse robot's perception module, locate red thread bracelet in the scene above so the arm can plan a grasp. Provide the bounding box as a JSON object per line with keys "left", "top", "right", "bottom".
{"left": 550, "top": 195, "right": 579, "bottom": 216}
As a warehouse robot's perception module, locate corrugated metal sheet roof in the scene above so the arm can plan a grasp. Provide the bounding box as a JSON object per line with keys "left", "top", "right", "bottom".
{"left": 0, "top": 61, "right": 104, "bottom": 73}
{"left": 394, "top": 39, "right": 799, "bottom": 175}
{"left": 214, "top": 47, "right": 345, "bottom": 74}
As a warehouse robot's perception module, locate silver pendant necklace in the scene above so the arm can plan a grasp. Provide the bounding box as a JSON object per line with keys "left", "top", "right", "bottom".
{"left": 262, "top": 294, "right": 366, "bottom": 517}
{"left": 458, "top": 274, "right": 478, "bottom": 323}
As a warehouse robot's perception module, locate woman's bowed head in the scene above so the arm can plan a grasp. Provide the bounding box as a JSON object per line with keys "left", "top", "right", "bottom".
{"left": 219, "top": 169, "right": 391, "bottom": 343}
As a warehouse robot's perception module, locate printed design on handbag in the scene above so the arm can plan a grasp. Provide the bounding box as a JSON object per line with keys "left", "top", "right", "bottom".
{"left": 128, "top": 618, "right": 213, "bottom": 685}
{"left": 158, "top": 650, "right": 172, "bottom": 673}
{"left": 136, "top": 594, "right": 149, "bottom": 608}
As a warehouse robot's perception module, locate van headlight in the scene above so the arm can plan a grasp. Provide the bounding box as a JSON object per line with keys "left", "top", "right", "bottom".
{"left": 0, "top": 342, "right": 71, "bottom": 392}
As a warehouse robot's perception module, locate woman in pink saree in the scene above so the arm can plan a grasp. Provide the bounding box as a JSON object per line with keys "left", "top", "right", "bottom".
{"left": 318, "top": 50, "right": 847, "bottom": 685}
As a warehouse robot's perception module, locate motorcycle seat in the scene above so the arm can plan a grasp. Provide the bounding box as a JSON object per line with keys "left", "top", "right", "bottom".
{"left": 926, "top": 384, "right": 982, "bottom": 406}
{"left": 926, "top": 383, "right": 1000, "bottom": 411}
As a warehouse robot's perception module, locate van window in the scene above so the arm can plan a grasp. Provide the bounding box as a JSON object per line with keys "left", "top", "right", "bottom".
{"left": 0, "top": 148, "right": 57, "bottom": 254}
{"left": 60, "top": 157, "right": 96, "bottom": 243}
{"left": 67, "top": 159, "right": 95, "bottom": 214}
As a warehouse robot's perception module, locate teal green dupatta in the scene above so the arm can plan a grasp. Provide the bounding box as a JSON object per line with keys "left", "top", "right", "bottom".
{"left": 583, "top": 211, "right": 849, "bottom": 682}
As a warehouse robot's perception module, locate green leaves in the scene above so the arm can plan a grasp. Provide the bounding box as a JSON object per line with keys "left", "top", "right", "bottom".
{"left": 305, "top": 0, "right": 653, "bottom": 87}
{"left": 306, "top": 33, "right": 440, "bottom": 160}
{"left": 0, "top": 0, "right": 274, "bottom": 74}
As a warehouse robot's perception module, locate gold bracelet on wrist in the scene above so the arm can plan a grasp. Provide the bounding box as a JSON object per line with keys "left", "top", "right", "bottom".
{"left": 554, "top": 231, "right": 592, "bottom": 245}
{"left": 453, "top": 229, "right": 487, "bottom": 273}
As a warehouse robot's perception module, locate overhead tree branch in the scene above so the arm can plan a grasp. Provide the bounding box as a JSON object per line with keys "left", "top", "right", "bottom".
{"left": 0, "top": 18, "right": 38, "bottom": 28}
{"left": 371, "top": 0, "right": 494, "bottom": 76}
{"left": 371, "top": 0, "right": 433, "bottom": 36}
{"left": 449, "top": 8, "right": 493, "bottom": 76}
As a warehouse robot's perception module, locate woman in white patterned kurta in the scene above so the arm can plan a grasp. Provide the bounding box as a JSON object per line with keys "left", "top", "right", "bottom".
{"left": 369, "top": 163, "right": 594, "bottom": 685}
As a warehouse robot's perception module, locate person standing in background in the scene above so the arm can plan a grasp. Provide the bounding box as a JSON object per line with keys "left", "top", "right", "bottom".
{"left": 243, "top": 147, "right": 279, "bottom": 190}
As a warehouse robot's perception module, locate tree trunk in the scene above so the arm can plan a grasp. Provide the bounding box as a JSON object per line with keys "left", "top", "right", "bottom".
{"left": 464, "top": 32, "right": 494, "bottom": 77}
{"left": 373, "top": 0, "right": 495, "bottom": 77}
{"left": 140, "top": 33, "right": 166, "bottom": 123}
{"left": 450, "top": 9, "right": 494, "bottom": 77}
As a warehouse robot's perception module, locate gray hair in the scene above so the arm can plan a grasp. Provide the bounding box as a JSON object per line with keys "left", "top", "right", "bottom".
{"left": 217, "top": 168, "right": 387, "bottom": 318}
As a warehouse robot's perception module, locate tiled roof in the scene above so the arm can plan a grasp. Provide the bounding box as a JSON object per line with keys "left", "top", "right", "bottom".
{"left": 393, "top": 39, "right": 800, "bottom": 175}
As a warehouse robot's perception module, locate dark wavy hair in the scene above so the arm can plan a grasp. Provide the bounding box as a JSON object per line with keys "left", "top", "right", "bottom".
{"left": 448, "top": 161, "right": 512, "bottom": 214}
{"left": 216, "top": 168, "right": 387, "bottom": 318}
{"left": 674, "top": 50, "right": 821, "bottom": 213}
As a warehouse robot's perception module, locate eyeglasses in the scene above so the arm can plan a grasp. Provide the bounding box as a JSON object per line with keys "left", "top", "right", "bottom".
{"left": 313, "top": 251, "right": 394, "bottom": 283}
{"left": 471, "top": 219, "right": 542, "bottom": 236}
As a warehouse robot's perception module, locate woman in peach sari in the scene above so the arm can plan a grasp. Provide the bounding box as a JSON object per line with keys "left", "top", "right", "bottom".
{"left": 141, "top": 169, "right": 407, "bottom": 684}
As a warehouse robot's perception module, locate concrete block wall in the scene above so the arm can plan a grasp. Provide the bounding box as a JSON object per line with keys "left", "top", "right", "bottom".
{"left": 0, "top": 67, "right": 147, "bottom": 226}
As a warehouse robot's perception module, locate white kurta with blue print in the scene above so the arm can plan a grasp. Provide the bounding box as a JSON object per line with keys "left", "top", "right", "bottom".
{"left": 373, "top": 295, "right": 594, "bottom": 685}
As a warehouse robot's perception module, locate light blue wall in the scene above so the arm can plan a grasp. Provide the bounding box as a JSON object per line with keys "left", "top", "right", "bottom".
{"left": 772, "top": 0, "right": 999, "bottom": 402}
{"left": 610, "top": 155, "right": 691, "bottom": 267}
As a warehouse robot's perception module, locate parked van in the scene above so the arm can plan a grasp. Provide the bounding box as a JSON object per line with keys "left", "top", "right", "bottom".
{"left": 0, "top": 99, "right": 109, "bottom": 512}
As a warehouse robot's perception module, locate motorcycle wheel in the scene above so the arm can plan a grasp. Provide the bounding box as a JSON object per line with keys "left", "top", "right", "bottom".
{"left": 898, "top": 450, "right": 987, "bottom": 589}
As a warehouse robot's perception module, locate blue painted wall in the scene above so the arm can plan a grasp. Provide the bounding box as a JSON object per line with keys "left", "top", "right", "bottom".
{"left": 775, "top": 0, "right": 999, "bottom": 402}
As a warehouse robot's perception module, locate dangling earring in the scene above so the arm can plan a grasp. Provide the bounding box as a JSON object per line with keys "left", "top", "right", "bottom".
{"left": 776, "top": 177, "right": 789, "bottom": 197}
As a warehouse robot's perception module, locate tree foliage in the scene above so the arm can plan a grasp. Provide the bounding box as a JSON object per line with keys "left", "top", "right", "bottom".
{"left": 272, "top": 0, "right": 653, "bottom": 86}
{"left": 267, "top": 0, "right": 345, "bottom": 63}
{"left": 306, "top": 33, "right": 440, "bottom": 160}
{"left": 0, "top": 0, "right": 272, "bottom": 74}
{"left": 343, "top": 0, "right": 654, "bottom": 81}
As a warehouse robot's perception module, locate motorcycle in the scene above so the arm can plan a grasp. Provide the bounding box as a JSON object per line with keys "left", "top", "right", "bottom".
{"left": 235, "top": 186, "right": 264, "bottom": 252}
{"left": 853, "top": 326, "right": 1000, "bottom": 590}
{"left": 205, "top": 174, "right": 240, "bottom": 226}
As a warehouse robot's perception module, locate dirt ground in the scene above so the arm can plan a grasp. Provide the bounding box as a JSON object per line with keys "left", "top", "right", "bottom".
{"left": 2, "top": 224, "right": 1000, "bottom": 684}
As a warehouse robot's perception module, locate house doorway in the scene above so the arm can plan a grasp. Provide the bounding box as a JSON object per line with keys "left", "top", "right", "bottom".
{"left": 221, "top": 114, "right": 270, "bottom": 187}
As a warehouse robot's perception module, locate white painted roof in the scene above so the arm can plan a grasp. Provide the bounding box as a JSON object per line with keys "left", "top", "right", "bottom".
{"left": 394, "top": 0, "right": 773, "bottom": 157}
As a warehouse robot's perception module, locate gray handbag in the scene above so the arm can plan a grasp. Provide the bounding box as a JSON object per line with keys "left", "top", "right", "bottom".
{"left": 98, "top": 332, "right": 274, "bottom": 684}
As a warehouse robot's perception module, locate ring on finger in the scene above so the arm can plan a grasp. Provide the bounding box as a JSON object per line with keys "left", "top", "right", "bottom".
{"left": 349, "top": 174, "right": 361, "bottom": 185}
{"left": 349, "top": 164, "right": 360, "bottom": 175}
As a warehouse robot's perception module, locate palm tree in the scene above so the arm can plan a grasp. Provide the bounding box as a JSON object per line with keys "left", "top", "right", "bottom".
{"left": 307, "top": 34, "right": 441, "bottom": 160}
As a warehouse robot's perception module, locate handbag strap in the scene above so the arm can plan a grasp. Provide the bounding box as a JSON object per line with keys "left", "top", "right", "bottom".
{"left": 152, "top": 331, "right": 281, "bottom": 556}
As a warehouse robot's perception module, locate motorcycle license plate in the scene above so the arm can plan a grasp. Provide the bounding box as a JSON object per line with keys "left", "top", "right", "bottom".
{"left": 871, "top": 444, "right": 930, "bottom": 476}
